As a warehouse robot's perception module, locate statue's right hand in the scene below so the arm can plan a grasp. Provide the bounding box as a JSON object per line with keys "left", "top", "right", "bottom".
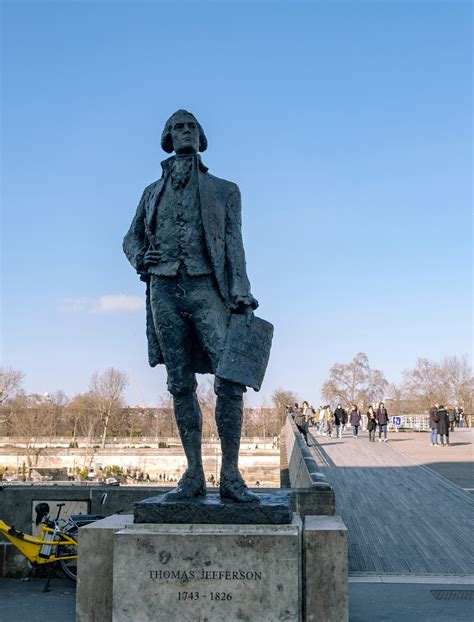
{"left": 143, "top": 250, "right": 162, "bottom": 268}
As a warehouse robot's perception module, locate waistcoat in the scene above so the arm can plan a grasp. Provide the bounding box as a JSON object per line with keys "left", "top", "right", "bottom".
{"left": 149, "top": 163, "right": 212, "bottom": 277}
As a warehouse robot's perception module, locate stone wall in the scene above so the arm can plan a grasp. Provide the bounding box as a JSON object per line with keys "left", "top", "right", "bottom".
{"left": 0, "top": 445, "right": 279, "bottom": 487}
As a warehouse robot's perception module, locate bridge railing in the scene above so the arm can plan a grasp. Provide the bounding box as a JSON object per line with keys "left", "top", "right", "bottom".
{"left": 279, "top": 416, "right": 335, "bottom": 520}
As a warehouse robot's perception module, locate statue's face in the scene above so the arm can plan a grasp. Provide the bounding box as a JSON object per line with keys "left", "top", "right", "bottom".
{"left": 170, "top": 114, "right": 200, "bottom": 154}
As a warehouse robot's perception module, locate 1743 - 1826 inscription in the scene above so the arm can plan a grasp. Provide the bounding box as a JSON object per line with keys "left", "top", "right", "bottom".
{"left": 149, "top": 568, "right": 263, "bottom": 606}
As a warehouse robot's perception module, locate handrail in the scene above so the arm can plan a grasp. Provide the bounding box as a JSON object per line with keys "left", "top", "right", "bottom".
{"left": 283, "top": 416, "right": 332, "bottom": 490}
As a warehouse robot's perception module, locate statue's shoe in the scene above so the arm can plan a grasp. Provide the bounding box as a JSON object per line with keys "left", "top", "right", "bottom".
{"left": 220, "top": 472, "right": 260, "bottom": 503}
{"left": 161, "top": 469, "right": 206, "bottom": 501}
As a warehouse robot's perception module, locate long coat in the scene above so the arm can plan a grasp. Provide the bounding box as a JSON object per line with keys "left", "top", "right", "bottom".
{"left": 436, "top": 409, "right": 449, "bottom": 435}
{"left": 366, "top": 412, "right": 377, "bottom": 431}
{"left": 334, "top": 407, "right": 346, "bottom": 425}
{"left": 123, "top": 157, "right": 256, "bottom": 371}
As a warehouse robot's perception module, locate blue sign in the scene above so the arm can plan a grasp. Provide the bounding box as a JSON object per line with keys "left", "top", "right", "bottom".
{"left": 391, "top": 416, "right": 402, "bottom": 426}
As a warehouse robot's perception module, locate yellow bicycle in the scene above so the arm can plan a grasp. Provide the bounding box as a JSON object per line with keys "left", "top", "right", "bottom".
{"left": 0, "top": 501, "right": 101, "bottom": 589}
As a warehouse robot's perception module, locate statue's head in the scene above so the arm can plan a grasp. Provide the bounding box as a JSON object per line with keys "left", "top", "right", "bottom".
{"left": 161, "top": 110, "right": 208, "bottom": 155}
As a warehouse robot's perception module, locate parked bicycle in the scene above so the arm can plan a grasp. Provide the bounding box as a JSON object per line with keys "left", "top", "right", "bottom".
{"left": 0, "top": 497, "right": 105, "bottom": 590}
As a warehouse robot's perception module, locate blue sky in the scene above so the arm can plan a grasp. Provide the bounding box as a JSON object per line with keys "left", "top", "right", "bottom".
{"left": 1, "top": 1, "right": 472, "bottom": 407}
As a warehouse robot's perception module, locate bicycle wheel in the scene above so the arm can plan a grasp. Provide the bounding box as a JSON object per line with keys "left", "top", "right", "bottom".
{"left": 57, "top": 528, "right": 78, "bottom": 581}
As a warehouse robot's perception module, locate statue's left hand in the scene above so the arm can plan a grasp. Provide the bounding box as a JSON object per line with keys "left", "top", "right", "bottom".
{"left": 232, "top": 295, "right": 258, "bottom": 326}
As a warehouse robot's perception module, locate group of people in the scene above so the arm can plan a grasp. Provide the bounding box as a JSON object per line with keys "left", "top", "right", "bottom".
{"left": 428, "top": 404, "right": 463, "bottom": 446}
{"left": 289, "top": 401, "right": 391, "bottom": 443}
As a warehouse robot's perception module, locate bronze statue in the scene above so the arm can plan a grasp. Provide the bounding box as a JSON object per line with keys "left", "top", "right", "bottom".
{"left": 124, "top": 110, "right": 271, "bottom": 503}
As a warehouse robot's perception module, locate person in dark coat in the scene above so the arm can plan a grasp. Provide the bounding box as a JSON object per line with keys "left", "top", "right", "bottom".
{"left": 376, "top": 402, "right": 389, "bottom": 442}
{"left": 334, "top": 404, "right": 346, "bottom": 438}
{"left": 436, "top": 405, "right": 450, "bottom": 446}
{"left": 366, "top": 406, "right": 377, "bottom": 442}
{"left": 294, "top": 404, "right": 311, "bottom": 447}
{"left": 429, "top": 403, "right": 439, "bottom": 446}
{"left": 349, "top": 406, "right": 361, "bottom": 438}
{"left": 341, "top": 406, "right": 348, "bottom": 431}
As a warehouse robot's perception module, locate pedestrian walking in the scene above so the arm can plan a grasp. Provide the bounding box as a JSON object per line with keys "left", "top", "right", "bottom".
{"left": 314, "top": 406, "right": 323, "bottom": 435}
{"left": 349, "top": 405, "right": 361, "bottom": 438}
{"left": 366, "top": 406, "right": 377, "bottom": 442}
{"left": 334, "top": 404, "right": 346, "bottom": 438}
{"left": 302, "top": 400, "right": 313, "bottom": 426}
{"left": 457, "top": 406, "right": 465, "bottom": 428}
{"left": 376, "top": 402, "right": 389, "bottom": 442}
{"left": 436, "top": 405, "right": 450, "bottom": 446}
{"left": 303, "top": 401, "right": 315, "bottom": 427}
{"left": 341, "top": 406, "right": 348, "bottom": 432}
{"left": 295, "top": 404, "right": 311, "bottom": 447}
{"left": 324, "top": 405, "right": 334, "bottom": 437}
{"left": 429, "top": 403, "right": 439, "bottom": 446}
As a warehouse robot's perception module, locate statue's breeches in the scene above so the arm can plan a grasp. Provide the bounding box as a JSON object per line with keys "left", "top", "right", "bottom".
{"left": 150, "top": 268, "right": 238, "bottom": 396}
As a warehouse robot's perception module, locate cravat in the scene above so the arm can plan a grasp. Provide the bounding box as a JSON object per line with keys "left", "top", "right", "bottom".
{"left": 171, "top": 157, "right": 193, "bottom": 190}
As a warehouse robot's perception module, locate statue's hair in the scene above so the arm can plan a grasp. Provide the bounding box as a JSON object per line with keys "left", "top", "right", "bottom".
{"left": 160, "top": 109, "right": 208, "bottom": 153}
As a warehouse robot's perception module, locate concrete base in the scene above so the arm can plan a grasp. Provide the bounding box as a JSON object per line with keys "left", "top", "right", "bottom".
{"left": 76, "top": 514, "right": 133, "bottom": 622}
{"left": 113, "top": 516, "right": 302, "bottom": 622}
{"left": 304, "top": 516, "right": 349, "bottom": 622}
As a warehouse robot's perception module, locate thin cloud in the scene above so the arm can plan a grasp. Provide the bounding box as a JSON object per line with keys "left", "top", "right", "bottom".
{"left": 61, "top": 294, "right": 144, "bottom": 314}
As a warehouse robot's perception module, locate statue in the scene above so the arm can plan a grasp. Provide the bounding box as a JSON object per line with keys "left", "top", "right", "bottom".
{"left": 123, "top": 110, "right": 272, "bottom": 503}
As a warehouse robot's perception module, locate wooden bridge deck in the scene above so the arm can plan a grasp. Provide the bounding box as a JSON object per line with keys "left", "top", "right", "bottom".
{"left": 308, "top": 428, "right": 474, "bottom": 575}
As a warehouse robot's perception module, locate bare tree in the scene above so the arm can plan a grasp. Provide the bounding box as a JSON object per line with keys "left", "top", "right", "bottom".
{"left": 157, "top": 393, "right": 176, "bottom": 438}
{"left": 9, "top": 393, "right": 44, "bottom": 478}
{"left": 403, "top": 355, "right": 473, "bottom": 411}
{"left": 66, "top": 392, "right": 98, "bottom": 447}
{"left": 47, "top": 390, "right": 69, "bottom": 444}
{"left": 89, "top": 368, "right": 128, "bottom": 448}
{"left": 402, "top": 357, "right": 442, "bottom": 410}
{"left": 439, "top": 355, "right": 474, "bottom": 411}
{"left": 271, "top": 388, "right": 298, "bottom": 427}
{"left": 0, "top": 367, "right": 24, "bottom": 404}
{"left": 321, "top": 352, "right": 388, "bottom": 409}
{"left": 385, "top": 382, "right": 404, "bottom": 415}
{"left": 197, "top": 378, "right": 217, "bottom": 439}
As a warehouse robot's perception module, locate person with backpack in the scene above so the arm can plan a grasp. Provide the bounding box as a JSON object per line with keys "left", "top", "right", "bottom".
{"left": 376, "top": 402, "right": 389, "bottom": 442}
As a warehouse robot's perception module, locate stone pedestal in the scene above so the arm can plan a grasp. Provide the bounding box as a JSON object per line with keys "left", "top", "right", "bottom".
{"left": 113, "top": 516, "right": 302, "bottom": 622}
{"left": 303, "top": 516, "right": 348, "bottom": 622}
{"left": 76, "top": 514, "right": 133, "bottom": 622}
{"left": 75, "top": 512, "right": 349, "bottom": 622}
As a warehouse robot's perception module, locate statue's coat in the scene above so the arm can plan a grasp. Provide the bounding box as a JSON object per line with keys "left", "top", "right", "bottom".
{"left": 123, "top": 157, "right": 254, "bottom": 372}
